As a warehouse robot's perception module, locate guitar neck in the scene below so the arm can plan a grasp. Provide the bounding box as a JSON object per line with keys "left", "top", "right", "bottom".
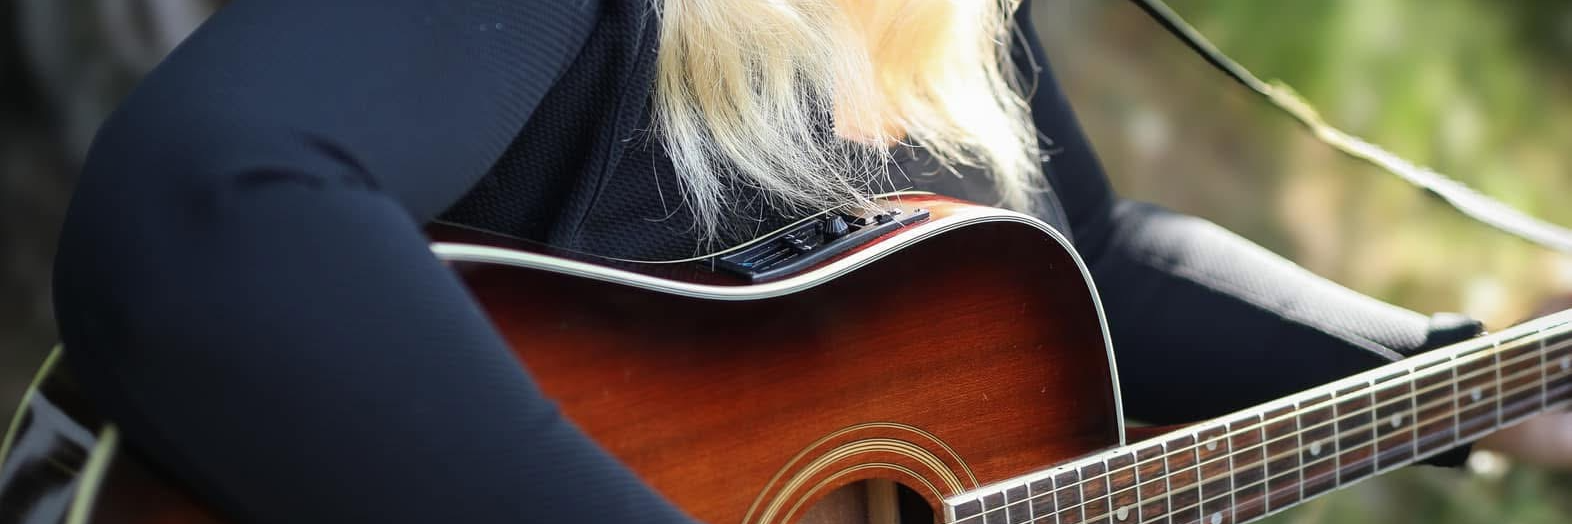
{"left": 951, "top": 310, "right": 1572, "bottom": 524}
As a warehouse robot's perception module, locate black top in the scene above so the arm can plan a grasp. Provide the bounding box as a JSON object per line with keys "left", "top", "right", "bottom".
{"left": 439, "top": 0, "right": 1076, "bottom": 260}
{"left": 52, "top": 0, "right": 1475, "bottom": 522}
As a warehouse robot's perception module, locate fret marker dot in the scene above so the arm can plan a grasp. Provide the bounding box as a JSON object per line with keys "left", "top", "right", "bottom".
{"left": 1562, "top": 357, "right": 1569, "bottom": 371}
{"left": 1472, "top": 387, "right": 1483, "bottom": 402}
{"left": 1116, "top": 505, "right": 1131, "bottom": 521}
{"left": 1391, "top": 414, "right": 1403, "bottom": 428}
{"left": 1212, "top": 513, "right": 1223, "bottom": 524}
{"left": 1207, "top": 440, "right": 1218, "bottom": 451}
{"left": 1309, "top": 441, "right": 1322, "bottom": 456}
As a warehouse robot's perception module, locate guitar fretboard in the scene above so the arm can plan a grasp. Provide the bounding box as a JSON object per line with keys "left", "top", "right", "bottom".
{"left": 948, "top": 311, "right": 1572, "bottom": 524}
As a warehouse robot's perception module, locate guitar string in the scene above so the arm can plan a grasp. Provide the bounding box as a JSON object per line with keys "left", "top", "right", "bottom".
{"left": 1111, "top": 365, "right": 1553, "bottom": 512}
{"left": 962, "top": 335, "right": 1565, "bottom": 521}
{"left": 978, "top": 358, "right": 1572, "bottom": 524}
{"left": 965, "top": 339, "right": 1569, "bottom": 523}
{"left": 961, "top": 336, "right": 1571, "bottom": 522}
{"left": 1106, "top": 383, "right": 1565, "bottom": 524}
{"left": 957, "top": 324, "right": 1571, "bottom": 522}
{"left": 1164, "top": 345, "right": 1562, "bottom": 483}
{"left": 1066, "top": 332, "right": 1559, "bottom": 503}
{"left": 987, "top": 366, "right": 1565, "bottom": 522}
{"left": 1017, "top": 372, "right": 1571, "bottom": 524}
{"left": 1164, "top": 394, "right": 1543, "bottom": 524}
{"left": 1002, "top": 364, "right": 1572, "bottom": 524}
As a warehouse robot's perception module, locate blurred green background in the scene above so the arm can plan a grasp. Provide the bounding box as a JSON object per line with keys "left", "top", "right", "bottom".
{"left": 1035, "top": 0, "right": 1572, "bottom": 522}
{"left": 1, "top": 0, "right": 1568, "bottom": 522}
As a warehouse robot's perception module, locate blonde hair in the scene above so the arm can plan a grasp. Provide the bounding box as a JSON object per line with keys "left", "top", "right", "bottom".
{"left": 652, "top": 0, "right": 1041, "bottom": 239}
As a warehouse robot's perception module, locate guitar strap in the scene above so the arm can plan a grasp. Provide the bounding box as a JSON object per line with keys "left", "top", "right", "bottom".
{"left": 1129, "top": 0, "right": 1572, "bottom": 254}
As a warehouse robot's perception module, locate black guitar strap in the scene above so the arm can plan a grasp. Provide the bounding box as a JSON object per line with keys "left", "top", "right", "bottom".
{"left": 1130, "top": 0, "right": 1572, "bottom": 253}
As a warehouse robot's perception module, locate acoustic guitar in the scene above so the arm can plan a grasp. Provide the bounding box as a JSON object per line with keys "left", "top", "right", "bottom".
{"left": 2, "top": 194, "right": 1569, "bottom": 524}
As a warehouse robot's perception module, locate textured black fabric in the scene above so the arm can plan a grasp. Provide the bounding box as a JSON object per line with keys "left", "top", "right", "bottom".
{"left": 440, "top": 0, "right": 648, "bottom": 249}
{"left": 441, "top": 3, "right": 1070, "bottom": 260}
{"left": 1092, "top": 201, "right": 1482, "bottom": 423}
{"left": 54, "top": 1, "right": 690, "bottom": 522}
{"left": 54, "top": 0, "right": 1478, "bottom": 522}
{"left": 1012, "top": 1, "right": 1479, "bottom": 464}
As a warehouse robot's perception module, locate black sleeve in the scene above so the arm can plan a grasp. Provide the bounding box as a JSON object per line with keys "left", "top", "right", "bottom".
{"left": 53, "top": 0, "right": 693, "bottom": 521}
{"left": 1012, "top": 2, "right": 1479, "bottom": 465}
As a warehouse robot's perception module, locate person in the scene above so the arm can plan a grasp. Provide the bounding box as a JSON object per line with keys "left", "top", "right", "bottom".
{"left": 50, "top": 0, "right": 1570, "bottom": 522}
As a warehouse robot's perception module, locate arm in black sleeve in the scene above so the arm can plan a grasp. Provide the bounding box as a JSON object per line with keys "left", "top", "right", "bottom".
{"left": 53, "top": 0, "right": 693, "bottom": 521}
{"left": 1082, "top": 202, "right": 1480, "bottom": 466}
{"left": 1012, "top": 2, "right": 1479, "bottom": 465}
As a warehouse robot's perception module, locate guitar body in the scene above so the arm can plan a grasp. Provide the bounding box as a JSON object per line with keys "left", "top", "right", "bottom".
{"left": 0, "top": 196, "right": 1126, "bottom": 523}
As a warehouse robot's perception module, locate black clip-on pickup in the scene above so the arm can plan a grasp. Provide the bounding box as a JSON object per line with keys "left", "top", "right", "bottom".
{"left": 712, "top": 207, "right": 931, "bottom": 282}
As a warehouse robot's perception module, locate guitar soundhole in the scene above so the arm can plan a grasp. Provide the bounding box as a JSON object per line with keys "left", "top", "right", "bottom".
{"left": 799, "top": 480, "right": 935, "bottom": 524}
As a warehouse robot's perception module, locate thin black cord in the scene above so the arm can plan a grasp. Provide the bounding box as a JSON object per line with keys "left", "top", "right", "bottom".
{"left": 1127, "top": 0, "right": 1572, "bottom": 254}
{"left": 1127, "top": 0, "right": 1269, "bottom": 93}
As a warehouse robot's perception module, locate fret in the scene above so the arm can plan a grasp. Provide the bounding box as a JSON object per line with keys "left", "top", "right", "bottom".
{"left": 1498, "top": 338, "right": 1542, "bottom": 423}
{"left": 1333, "top": 384, "right": 1375, "bottom": 483}
{"left": 1106, "top": 453, "right": 1138, "bottom": 523}
{"left": 1134, "top": 443, "right": 1170, "bottom": 524}
{"left": 1292, "top": 403, "right": 1306, "bottom": 504}
{"left": 1226, "top": 414, "right": 1267, "bottom": 522}
{"left": 1450, "top": 357, "right": 1462, "bottom": 446}
{"left": 1540, "top": 329, "right": 1551, "bottom": 410}
{"left": 954, "top": 498, "right": 985, "bottom": 524}
{"left": 1261, "top": 405, "right": 1300, "bottom": 511}
{"left": 1195, "top": 426, "right": 1232, "bottom": 524}
{"left": 1413, "top": 360, "right": 1456, "bottom": 456}
{"left": 1080, "top": 461, "right": 1112, "bottom": 524}
{"left": 1054, "top": 469, "right": 1084, "bottom": 524}
{"left": 1455, "top": 348, "right": 1501, "bottom": 441}
{"left": 1028, "top": 477, "right": 1058, "bottom": 523}
{"left": 983, "top": 491, "right": 1010, "bottom": 524}
{"left": 1163, "top": 435, "right": 1201, "bottom": 524}
{"left": 1372, "top": 371, "right": 1415, "bottom": 470}
{"left": 1004, "top": 485, "right": 1032, "bottom": 524}
{"left": 1294, "top": 393, "right": 1337, "bottom": 499}
{"left": 1494, "top": 343, "right": 1504, "bottom": 428}
{"left": 1408, "top": 366, "right": 1421, "bottom": 464}
{"left": 944, "top": 321, "right": 1572, "bottom": 524}
{"left": 1548, "top": 330, "right": 1572, "bottom": 403}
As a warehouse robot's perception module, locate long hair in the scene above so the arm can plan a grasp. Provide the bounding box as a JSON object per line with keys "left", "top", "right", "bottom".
{"left": 652, "top": 0, "right": 1042, "bottom": 240}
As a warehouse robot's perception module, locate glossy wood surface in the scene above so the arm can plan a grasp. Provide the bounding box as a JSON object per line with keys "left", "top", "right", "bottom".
{"left": 3, "top": 197, "right": 1124, "bottom": 523}
{"left": 455, "top": 212, "right": 1121, "bottom": 522}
